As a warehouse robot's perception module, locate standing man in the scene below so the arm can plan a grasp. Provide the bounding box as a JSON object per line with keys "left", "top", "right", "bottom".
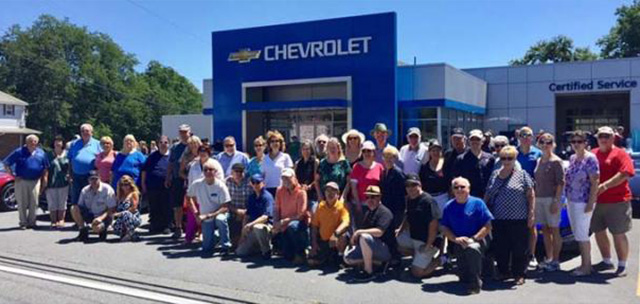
{"left": 452, "top": 130, "right": 495, "bottom": 198}
{"left": 188, "top": 159, "right": 232, "bottom": 256}
{"left": 3, "top": 134, "right": 49, "bottom": 229}
{"left": 592, "top": 126, "right": 634, "bottom": 277}
{"left": 314, "top": 134, "right": 329, "bottom": 160}
{"left": 216, "top": 136, "right": 249, "bottom": 178}
{"left": 443, "top": 127, "right": 467, "bottom": 187}
{"left": 344, "top": 185, "right": 394, "bottom": 282}
{"left": 142, "top": 135, "right": 171, "bottom": 234}
{"left": 371, "top": 123, "right": 396, "bottom": 166}
{"left": 68, "top": 123, "right": 102, "bottom": 206}
{"left": 399, "top": 127, "right": 428, "bottom": 176}
{"left": 516, "top": 126, "right": 542, "bottom": 268}
{"left": 165, "top": 124, "right": 190, "bottom": 239}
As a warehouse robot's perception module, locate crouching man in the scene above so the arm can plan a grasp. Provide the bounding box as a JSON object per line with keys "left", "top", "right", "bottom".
{"left": 308, "top": 182, "right": 350, "bottom": 267}
{"left": 71, "top": 170, "right": 116, "bottom": 242}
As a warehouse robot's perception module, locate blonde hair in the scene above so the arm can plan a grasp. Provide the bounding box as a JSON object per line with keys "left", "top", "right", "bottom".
{"left": 100, "top": 136, "right": 113, "bottom": 146}
{"left": 326, "top": 137, "right": 344, "bottom": 158}
{"left": 266, "top": 130, "right": 286, "bottom": 152}
{"left": 382, "top": 145, "right": 399, "bottom": 158}
{"left": 122, "top": 134, "right": 138, "bottom": 153}
{"left": 254, "top": 136, "right": 266, "bottom": 146}
{"left": 499, "top": 145, "right": 518, "bottom": 158}
{"left": 116, "top": 175, "right": 140, "bottom": 202}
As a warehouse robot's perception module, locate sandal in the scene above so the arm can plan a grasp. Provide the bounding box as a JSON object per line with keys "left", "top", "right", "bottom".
{"left": 515, "top": 277, "right": 525, "bottom": 285}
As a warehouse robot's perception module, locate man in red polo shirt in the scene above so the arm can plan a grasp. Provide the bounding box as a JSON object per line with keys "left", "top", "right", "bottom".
{"left": 592, "top": 126, "right": 634, "bottom": 277}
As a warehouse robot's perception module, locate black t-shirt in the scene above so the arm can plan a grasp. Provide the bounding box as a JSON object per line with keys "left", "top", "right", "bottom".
{"left": 142, "top": 151, "right": 169, "bottom": 190}
{"left": 419, "top": 162, "right": 448, "bottom": 195}
{"left": 362, "top": 204, "right": 394, "bottom": 247}
{"left": 406, "top": 192, "right": 441, "bottom": 242}
{"left": 452, "top": 150, "right": 495, "bottom": 198}
{"left": 443, "top": 147, "right": 467, "bottom": 185}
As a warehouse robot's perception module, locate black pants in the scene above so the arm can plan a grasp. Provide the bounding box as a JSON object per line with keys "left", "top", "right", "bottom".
{"left": 493, "top": 219, "right": 529, "bottom": 278}
{"left": 147, "top": 188, "right": 172, "bottom": 232}
{"left": 450, "top": 239, "right": 488, "bottom": 288}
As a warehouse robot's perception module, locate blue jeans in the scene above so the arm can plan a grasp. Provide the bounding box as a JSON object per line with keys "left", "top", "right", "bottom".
{"left": 201, "top": 212, "right": 231, "bottom": 254}
{"left": 277, "top": 220, "right": 308, "bottom": 260}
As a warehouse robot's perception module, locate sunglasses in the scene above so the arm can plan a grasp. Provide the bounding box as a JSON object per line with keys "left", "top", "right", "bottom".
{"left": 500, "top": 156, "right": 515, "bottom": 161}
{"left": 362, "top": 150, "right": 375, "bottom": 153}
{"left": 204, "top": 168, "right": 216, "bottom": 172}
{"left": 317, "top": 140, "right": 327, "bottom": 144}
{"left": 598, "top": 134, "right": 612, "bottom": 139}
{"left": 224, "top": 144, "right": 234, "bottom": 148}
{"left": 519, "top": 133, "right": 533, "bottom": 138}
{"left": 254, "top": 144, "right": 265, "bottom": 147}
{"left": 538, "top": 140, "right": 553, "bottom": 145}
{"left": 494, "top": 144, "right": 505, "bottom": 148}
{"left": 453, "top": 186, "right": 467, "bottom": 190}
{"left": 250, "top": 180, "right": 262, "bottom": 185}
{"left": 347, "top": 137, "right": 359, "bottom": 141}
{"left": 570, "top": 140, "right": 585, "bottom": 144}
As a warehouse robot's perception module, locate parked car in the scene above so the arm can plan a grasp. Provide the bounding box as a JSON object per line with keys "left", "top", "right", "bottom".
{"left": 0, "top": 166, "right": 16, "bottom": 211}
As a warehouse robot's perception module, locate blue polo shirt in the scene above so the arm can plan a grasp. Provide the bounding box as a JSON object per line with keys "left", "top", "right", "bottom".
{"left": 440, "top": 196, "right": 493, "bottom": 238}
{"left": 3, "top": 146, "right": 50, "bottom": 180}
{"left": 517, "top": 146, "right": 541, "bottom": 177}
{"left": 68, "top": 138, "right": 102, "bottom": 175}
{"left": 216, "top": 151, "right": 249, "bottom": 177}
{"left": 111, "top": 151, "right": 147, "bottom": 188}
{"left": 246, "top": 188, "right": 274, "bottom": 223}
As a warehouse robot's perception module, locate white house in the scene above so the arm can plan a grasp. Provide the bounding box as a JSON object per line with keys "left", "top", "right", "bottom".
{"left": 0, "top": 90, "right": 41, "bottom": 157}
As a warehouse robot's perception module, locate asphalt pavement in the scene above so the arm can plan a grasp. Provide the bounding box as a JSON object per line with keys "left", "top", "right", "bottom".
{"left": 0, "top": 210, "right": 637, "bottom": 304}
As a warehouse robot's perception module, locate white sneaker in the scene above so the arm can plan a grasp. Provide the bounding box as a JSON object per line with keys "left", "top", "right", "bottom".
{"left": 529, "top": 258, "right": 539, "bottom": 268}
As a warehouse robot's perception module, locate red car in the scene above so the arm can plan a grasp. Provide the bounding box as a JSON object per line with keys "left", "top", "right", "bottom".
{"left": 0, "top": 166, "right": 16, "bottom": 211}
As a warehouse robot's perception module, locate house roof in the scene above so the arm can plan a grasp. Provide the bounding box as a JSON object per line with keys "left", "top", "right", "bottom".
{"left": 0, "top": 90, "right": 29, "bottom": 106}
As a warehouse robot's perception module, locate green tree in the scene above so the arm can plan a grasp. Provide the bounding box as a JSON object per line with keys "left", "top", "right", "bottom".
{"left": 597, "top": 0, "right": 640, "bottom": 58}
{"left": 0, "top": 15, "right": 201, "bottom": 147}
{"left": 511, "top": 35, "right": 598, "bottom": 65}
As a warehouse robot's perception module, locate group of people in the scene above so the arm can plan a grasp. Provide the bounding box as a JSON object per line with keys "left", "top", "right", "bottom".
{"left": 2, "top": 121, "right": 634, "bottom": 295}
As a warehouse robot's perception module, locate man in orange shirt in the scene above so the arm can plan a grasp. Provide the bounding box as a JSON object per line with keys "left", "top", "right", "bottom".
{"left": 308, "top": 182, "right": 350, "bottom": 267}
{"left": 273, "top": 168, "right": 308, "bottom": 264}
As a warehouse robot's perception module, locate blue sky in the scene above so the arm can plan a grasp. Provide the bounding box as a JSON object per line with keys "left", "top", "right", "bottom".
{"left": 0, "top": 0, "right": 628, "bottom": 91}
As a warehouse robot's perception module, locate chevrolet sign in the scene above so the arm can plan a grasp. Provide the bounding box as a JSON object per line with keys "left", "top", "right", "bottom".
{"left": 228, "top": 36, "right": 372, "bottom": 63}
{"left": 228, "top": 49, "right": 261, "bottom": 63}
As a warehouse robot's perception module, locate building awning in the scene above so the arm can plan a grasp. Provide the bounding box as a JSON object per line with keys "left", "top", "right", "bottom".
{"left": 0, "top": 91, "right": 29, "bottom": 106}
{"left": 0, "top": 127, "right": 42, "bottom": 135}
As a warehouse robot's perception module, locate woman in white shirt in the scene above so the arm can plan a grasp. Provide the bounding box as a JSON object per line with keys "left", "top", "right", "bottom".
{"left": 263, "top": 130, "right": 293, "bottom": 197}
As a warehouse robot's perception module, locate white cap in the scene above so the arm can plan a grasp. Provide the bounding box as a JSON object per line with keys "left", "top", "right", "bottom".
{"left": 281, "top": 167, "right": 295, "bottom": 178}
{"left": 407, "top": 127, "right": 421, "bottom": 138}
{"left": 178, "top": 124, "right": 191, "bottom": 131}
{"left": 596, "top": 126, "right": 615, "bottom": 136}
{"left": 468, "top": 129, "right": 484, "bottom": 139}
{"left": 361, "top": 140, "right": 376, "bottom": 151}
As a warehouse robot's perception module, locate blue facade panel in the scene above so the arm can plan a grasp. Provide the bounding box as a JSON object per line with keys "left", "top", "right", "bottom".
{"left": 211, "top": 13, "right": 397, "bottom": 149}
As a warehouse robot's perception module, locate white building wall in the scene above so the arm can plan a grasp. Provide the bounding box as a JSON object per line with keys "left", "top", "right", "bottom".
{"left": 464, "top": 57, "right": 640, "bottom": 136}
{"left": 0, "top": 105, "right": 25, "bottom": 128}
{"left": 203, "top": 79, "right": 213, "bottom": 110}
{"left": 162, "top": 114, "right": 213, "bottom": 142}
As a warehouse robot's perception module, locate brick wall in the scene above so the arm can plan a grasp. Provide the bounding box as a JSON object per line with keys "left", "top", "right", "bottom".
{"left": 0, "top": 134, "right": 22, "bottom": 158}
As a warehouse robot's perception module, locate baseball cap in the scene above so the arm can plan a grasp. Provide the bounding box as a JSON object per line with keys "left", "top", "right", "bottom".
{"left": 325, "top": 182, "right": 339, "bottom": 191}
{"left": 407, "top": 127, "right": 421, "bottom": 138}
{"left": 281, "top": 168, "right": 295, "bottom": 178}
{"left": 88, "top": 170, "right": 99, "bottom": 180}
{"left": 428, "top": 139, "right": 442, "bottom": 150}
{"left": 231, "top": 163, "right": 245, "bottom": 172}
{"left": 250, "top": 174, "right": 264, "bottom": 183}
{"left": 361, "top": 140, "right": 376, "bottom": 151}
{"left": 469, "top": 129, "right": 484, "bottom": 139}
{"left": 178, "top": 124, "right": 191, "bottom": 132}
{"left": 596, "top": 126, "right": 615, "bottom": 136}
{"left": 451, "top": 127, "right": 465, "bottom": 137}
{"left": 405, "top": 174, "right": 421, "bottom": 186}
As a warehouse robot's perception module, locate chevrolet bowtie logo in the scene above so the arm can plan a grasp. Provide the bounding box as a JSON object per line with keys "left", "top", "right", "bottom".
{"left": 228, "top": 48, "right": 261, "bottom": 63}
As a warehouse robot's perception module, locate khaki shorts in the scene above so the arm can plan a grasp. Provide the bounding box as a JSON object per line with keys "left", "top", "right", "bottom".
{"left": 535, "top": 197, "right": 561, "bottom": 227}
{"left": 397, "top": 231, "right": 438, "bottom": 269}
{"left": 590, "top": 202, "right": 632, "bottom": 235}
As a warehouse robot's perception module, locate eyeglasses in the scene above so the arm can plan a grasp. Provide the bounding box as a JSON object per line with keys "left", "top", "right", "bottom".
{"left": 362, "top": 150, "right": 375, "bottom": 154}
{"left": 598, "top": 134, "right": 612, "bottom": 139}
{"left": 538, "top": 140, "right": 553, "bottom": 145}
{"left": 254, "top": 144, "right": 265, "bottom": 147}
{"left": 317, "top": 140, "right": 327, "bottom": 144}
{"left": 500, "top": 156, "right": 515, "bottom": 161}
{"left": 204, "top": 168, "right": 216, "bottom": 172}
{"left": 347, "top": 137, "right": 359, "bottom": 141}
{"left": 250, "top": 180, "right": 262, "bottom": 185}
{"left": 453, "top": 186, "right": 467, "bottom": 190}
{"left": 224, "top": 144, "right": 234, "bottom": 148}
{"left": 519, "top": 133, "right": 533, "bottom": 138}
{"left": 494, "top": 144, "right": 505, "bottom": 149}
{"left": 570, "top": 140, "right": 585, "bottom": 144}
{"left": 270, "top": 140, "right": 283, "bottom": 144}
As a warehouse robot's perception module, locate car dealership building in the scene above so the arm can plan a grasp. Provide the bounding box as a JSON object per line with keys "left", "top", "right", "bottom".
{"left": 202, "top": 12, "right": 640, "bottom": 150}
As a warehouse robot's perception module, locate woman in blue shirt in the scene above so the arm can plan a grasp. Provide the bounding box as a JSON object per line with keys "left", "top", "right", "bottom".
{"left": 111, "top": 135, "right": 147, "bottom": 189}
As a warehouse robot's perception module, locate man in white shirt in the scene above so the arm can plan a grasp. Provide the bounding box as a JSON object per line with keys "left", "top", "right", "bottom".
{"left": 71, "top": 170, "right": 116, "bottom": 242}
{"left": 187, "top": 159, "right": 232, "bottom": 256}
{"left": 399, "top": 127, "right": 428, "bottom": 175}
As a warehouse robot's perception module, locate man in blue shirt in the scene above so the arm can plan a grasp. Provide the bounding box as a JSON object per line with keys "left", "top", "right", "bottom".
{"left": 216, "top": 136, "right": 249, "bottom": 178}
{"left": 141, "top": 135, "right": 171, "bottom": 234}
{"left": 67, "top": 123, "right": 101, "bottom": 206}
{"left": 515, "top": 126, "right": 542, "bottom": 268}
{"left": 236, "top": 174, "right": 273, "bottom": 259}
{"left": 440, "top": 177, "right": 493, "bottom": 295}
{"left": 164, "top": 124, "right": 190, "bottom": 239}
{"left": 4, "top": 134, "right": 50, "bottom": 229}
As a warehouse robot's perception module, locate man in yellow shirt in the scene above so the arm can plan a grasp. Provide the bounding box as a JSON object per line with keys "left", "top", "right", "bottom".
{"left": 308, "top": 182, "right": 350, "bottom": 267}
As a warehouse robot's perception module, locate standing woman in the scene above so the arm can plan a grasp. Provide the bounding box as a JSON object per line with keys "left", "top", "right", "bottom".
{"left": 342, "top": 129, "right": 364, "bottom": 166}
{"left": 95, "top": 136, "right": 116, "bottom": 184}
{"left": 46, "top": 136, "right": 70, "bottom": 228}
{"left": 111, "top": 135, "right": 146, "bottom": 189}
{"left": 485, "top": 146, "right": 535, "bottom": 286}
{"left": 112, "top": 175, "right": 142, "bottom": 241}
{"left": 349, "top": 140, "right": 384, "bottom": 225}
{"left": 247, "top": 136, "right": 267, "bottom": 178}
{"left": 564, "top": 130, "right": 599, "bottom": 276}
{"left": 179, "top": 136, "right": 202, "bottom": 243}
{"left": 263, "top": 130, "right": 293, "bottom": 197}
{"left": 534, "top": 133, "right": 566, "bottom": 272}
{"left": 379, "top": 146, "right": 406, "bottom": 230}
{"left": 295, "top": 140, "right": 319, "bottom": 213}
{"left": 179, "top": 136, "right": 202, "bottom": 182}
{"left": 315, "top": 137, "right": 352, "bottom": 202}
{"left": 419, "top": 140, "right": 449, "bottom": 213}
